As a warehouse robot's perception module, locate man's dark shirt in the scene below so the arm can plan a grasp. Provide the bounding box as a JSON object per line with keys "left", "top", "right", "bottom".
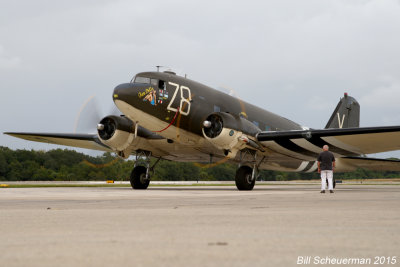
{"left": 317, "top": 151, "right": 335, "bottom": 170}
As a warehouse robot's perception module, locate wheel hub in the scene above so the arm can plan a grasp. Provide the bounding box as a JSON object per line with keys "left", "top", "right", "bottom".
{"left": 140, "top": 173, "right": 148, "bottom": 184}
{"left": 245, "top": 173, "right": 252, "bottom": 184}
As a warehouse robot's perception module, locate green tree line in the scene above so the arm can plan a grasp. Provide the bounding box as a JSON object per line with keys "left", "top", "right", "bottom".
{"left": 0, "top": 146, "right": 399, "bottom": 181}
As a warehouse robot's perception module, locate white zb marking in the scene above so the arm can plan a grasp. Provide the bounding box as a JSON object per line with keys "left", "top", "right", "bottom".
{"left": 337, "top": 113, "right": 346, "bottom": 128}
{"left": 167, "top": 82, "right": 192, "bottom": 116}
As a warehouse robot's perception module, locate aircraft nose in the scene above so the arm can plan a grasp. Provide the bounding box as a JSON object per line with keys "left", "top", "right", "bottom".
{"left": 113, "top": 83, "right": 135, "bottom": 103}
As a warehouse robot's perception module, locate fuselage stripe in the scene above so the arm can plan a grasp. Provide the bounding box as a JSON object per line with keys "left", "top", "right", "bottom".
{"left": 304, "top": 136, "right": 358, "bottom": 156}
{"left": 302, "top": 161, "right": 315, "bottom": 172}
{"left": 274, "top": 139, "right": 319, "bottom": 158}
{"left": 306, "top": 161, "right": 318, "bottom": 173}
{"left": 295, "top": 161, "right": 310, "bottom": 172}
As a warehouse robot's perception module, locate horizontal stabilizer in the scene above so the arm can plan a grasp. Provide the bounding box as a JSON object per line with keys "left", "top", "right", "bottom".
{"left": 338, "top": 156, "right": 400, "bottom": 172}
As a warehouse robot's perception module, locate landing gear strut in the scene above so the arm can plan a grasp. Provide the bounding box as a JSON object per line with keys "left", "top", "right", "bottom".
{"left": 130, "top": 150, "right": 161, "bottom": 190}
{"left": 235, "top": 149, "right": 265, "bottom": 191}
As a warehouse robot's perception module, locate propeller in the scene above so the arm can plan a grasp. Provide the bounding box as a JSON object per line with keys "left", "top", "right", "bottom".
{"left": 195, "top": 85, "right": 249, "bottom": 168}
{"left": 97, "top": 117, "right": 116, "bottom": 140}
{"left": 203, "top": 114, "right": 223, "bottom": 138}
{"left": 74, "top": 95, "right": 122, "bottom": 168}
{"left": 74, "top": 95, "right": 121, "bottom": 134}
{"left": 217, "top": 85, "right": 238, "bottom": 97}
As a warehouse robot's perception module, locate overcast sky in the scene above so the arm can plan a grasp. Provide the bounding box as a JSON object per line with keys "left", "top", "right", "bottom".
{"left": 1, "top": 0, "right": 400, "bottom": 157}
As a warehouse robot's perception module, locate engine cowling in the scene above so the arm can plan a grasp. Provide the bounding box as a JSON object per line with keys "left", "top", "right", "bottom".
{"left": 97, "top": 115, "right": 135, "bottom": 152}
{"left": 202, "top": 112, "right": 261, "bottom": 158}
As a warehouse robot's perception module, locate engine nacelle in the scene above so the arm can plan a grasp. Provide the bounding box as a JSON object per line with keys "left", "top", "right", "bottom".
{"left": 97, "top": 115, "right": 135, "bottom": 152}
{"left": 202, "top": 112, "right": 261, "bottom": 158}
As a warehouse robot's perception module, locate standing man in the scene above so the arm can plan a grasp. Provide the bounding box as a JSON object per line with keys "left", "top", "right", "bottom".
{"left": 317, "top": 145, "right": 335, "bottom": 193}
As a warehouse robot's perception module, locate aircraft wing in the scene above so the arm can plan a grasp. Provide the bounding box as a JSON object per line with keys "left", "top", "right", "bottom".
{"left": 338, "top": 156, "right": 400, "bottom": 172}
{"left": 4, "top": 132, "right": 112, "bottom": 152}
{"left": 256, "top": 126, "right": 400, "bottom": 159}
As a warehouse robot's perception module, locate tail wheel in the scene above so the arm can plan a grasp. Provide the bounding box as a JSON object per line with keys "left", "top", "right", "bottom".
{"left": 130, "top": 166, "right": 150, "bottom": 190}
{"left": 235, "top": 166, "right": 255, "bottom": 191}
{"left": 326, "top": 178, "right": 336, "bottom": 189}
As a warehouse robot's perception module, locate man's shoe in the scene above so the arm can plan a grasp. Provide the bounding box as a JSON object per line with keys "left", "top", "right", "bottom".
{"left": 330, "top": 190, "right": 334, "bottom": 193}
{"left": 320, "top": 190, "right": 325, "bottom": 193}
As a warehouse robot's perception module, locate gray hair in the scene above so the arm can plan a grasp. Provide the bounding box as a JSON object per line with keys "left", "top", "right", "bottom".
{"left": 323, "top": 145, "right": 329, "bottom": 150}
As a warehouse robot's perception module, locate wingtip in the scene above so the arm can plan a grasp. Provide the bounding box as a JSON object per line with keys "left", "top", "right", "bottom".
{"left": 4, "top": 132, "right": 22, "bottom": 136}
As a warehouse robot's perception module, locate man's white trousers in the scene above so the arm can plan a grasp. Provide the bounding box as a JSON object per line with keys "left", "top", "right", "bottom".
{"left": 320, "top": 170, "right": 333, "bottom": 190}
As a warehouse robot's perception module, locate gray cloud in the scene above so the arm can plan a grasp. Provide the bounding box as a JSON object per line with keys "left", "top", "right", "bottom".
{"left": 1, "top": 0, "right": 400, "bottom": 157}
{"left": 0, "top": 45, "right": 20, "bottom": 69}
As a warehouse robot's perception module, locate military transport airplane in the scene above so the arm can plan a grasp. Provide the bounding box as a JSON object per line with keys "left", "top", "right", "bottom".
{"left": 5, "top": 71, "right": 400, "bottom": 190}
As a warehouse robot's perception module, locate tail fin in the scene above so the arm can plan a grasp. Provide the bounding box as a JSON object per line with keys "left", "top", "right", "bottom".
{"left": 325, "top": 93, "right": 360, "bottom": 129}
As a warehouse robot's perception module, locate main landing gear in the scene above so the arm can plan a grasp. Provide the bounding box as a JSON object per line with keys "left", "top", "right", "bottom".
{"left": 235, "top": 149, "right": 264, "bottom": 191}
{"left": 131, "top": 165, "right": 149, "bottom": 189}
{"left": 235, "top": 166, "right": 255, "bottom": 190}
{"left": 130, "top": 150, "right": 161, "bottom": 190}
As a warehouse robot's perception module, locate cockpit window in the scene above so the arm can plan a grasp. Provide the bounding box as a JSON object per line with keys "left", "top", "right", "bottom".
{"left": 131, "top": 76, "right": 164, "bottom": 88}
{"left": 151, "top": 79, "right": 158, "bottom": 86}
{"left": 133, "top": 76, "right": 151, "bottom": 84}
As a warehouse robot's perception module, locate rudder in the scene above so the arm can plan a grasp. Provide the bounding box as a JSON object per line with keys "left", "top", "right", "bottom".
{"left": 325, "top": 93, "right": 360, "bottom": 129}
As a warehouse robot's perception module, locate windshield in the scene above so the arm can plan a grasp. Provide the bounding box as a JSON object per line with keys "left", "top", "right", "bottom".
{"left": 133, "top": 76, "right": 151, "bottom": 84}
{"left": 131, "top": 76, "right": 159, "bottom": 86}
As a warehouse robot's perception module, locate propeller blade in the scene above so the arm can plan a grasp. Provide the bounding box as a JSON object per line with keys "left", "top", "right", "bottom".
{"left": 108, "top": 104, "right": 122, "bottom": 117}
{"left": 74, "top": 95, "right": 102, "bottom": 134}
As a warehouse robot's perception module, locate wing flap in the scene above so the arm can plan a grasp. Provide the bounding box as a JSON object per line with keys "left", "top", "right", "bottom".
{"left": 4, "top": 132, "right": 112, "bottom": 152}
{"left": 324, "top": 132, "right": 400, "bottom": 154}
{"left": 257, "top": 126, "right": 400, "bottom": 157}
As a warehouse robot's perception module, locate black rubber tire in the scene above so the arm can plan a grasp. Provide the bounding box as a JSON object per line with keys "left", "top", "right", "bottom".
{"left": 326, "top": 178, "right": 336, "bottom": 189}
{"left": 235, "top": 166, "right": 255, "bottom": 191}
{"left": 130, "top": 166, "right": 150, "bottom": 190}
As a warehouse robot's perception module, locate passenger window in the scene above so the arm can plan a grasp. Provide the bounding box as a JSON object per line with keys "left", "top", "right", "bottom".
{"left": 214, "top": 105, "right": 220, "bottom": 112}
{"left": 158, "top": 80, "right": 166, "bottom": 89}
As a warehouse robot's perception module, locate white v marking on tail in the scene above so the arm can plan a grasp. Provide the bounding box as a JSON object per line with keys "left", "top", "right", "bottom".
{"left": 337, "top": 113, "right": 345, "bottom": 128}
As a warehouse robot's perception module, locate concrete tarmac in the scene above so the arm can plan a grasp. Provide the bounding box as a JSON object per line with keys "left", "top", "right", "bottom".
{"left": 0, "top": 185, "right": 399, "bottom": 267}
